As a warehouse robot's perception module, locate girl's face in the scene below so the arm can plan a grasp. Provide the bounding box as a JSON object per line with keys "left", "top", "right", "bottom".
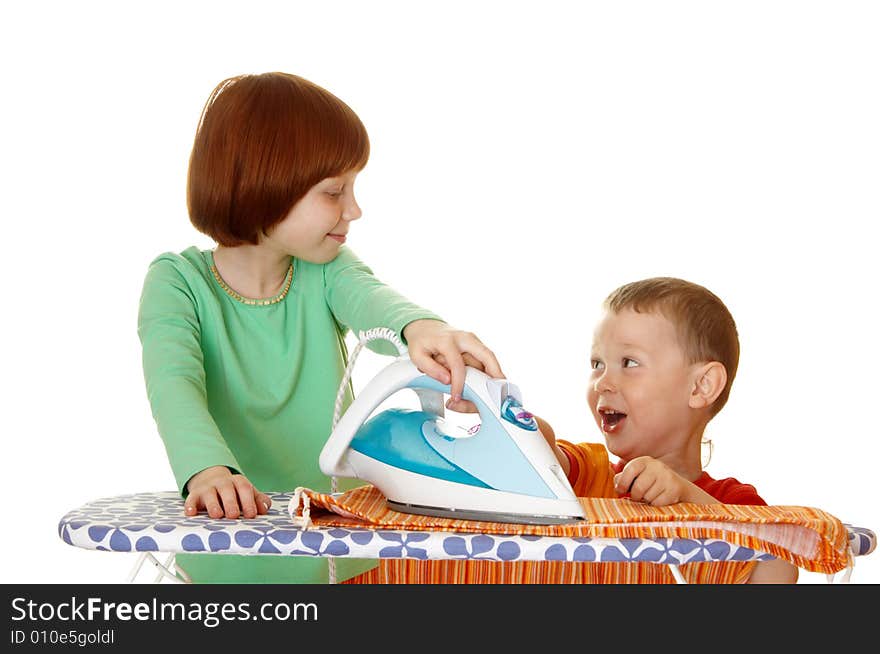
{"left": 586, "top": 308, "right": 700, "bottom": 464}
{"left": 262, "top": 170, "right": 362, "bottom": 263}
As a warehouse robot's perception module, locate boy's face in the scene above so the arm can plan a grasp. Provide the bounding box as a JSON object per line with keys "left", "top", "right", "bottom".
{"left": 587, "top": 308, "right": 701, "bottom": 463}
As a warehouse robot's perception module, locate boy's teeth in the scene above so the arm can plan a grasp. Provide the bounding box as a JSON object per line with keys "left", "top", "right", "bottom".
{"left": 599, "top": 409, "right": 626, "bottom": 429}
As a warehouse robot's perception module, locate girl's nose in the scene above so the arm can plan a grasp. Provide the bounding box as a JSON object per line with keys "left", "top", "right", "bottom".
{"left": 342, "top": 194, "right": 362, "bottom": 222}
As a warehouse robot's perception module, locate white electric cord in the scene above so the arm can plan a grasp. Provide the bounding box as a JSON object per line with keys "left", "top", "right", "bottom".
{"left": 325, "top": 327, "right": 407, "bottom": 584}
{"left": 330, "top": 327, "right": 408, "bottom": 481}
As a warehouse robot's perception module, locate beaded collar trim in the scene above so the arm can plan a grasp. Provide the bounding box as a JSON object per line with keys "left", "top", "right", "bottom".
{"left": 210, "top": 262, "right": 294, "bottom": 306}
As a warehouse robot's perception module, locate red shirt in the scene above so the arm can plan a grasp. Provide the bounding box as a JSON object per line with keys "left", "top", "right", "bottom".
{"left": 691, "top": 471, "right": 766, "bottom": 505}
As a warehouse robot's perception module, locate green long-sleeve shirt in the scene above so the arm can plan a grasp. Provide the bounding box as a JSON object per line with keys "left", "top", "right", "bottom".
{"left": 137, "top": 245, "right": 442, "bottom": 583}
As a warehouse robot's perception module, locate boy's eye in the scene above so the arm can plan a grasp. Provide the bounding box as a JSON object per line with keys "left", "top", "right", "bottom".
{"left": 622, "top": 358, "right": 639, "bottom": 368}
{"left": 590, "top": 359, "right": 604, "bottom": 370}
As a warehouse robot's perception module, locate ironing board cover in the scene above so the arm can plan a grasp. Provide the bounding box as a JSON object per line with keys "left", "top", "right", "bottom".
{"left": 292, "top": 484, "right": 853, "bottom": 574}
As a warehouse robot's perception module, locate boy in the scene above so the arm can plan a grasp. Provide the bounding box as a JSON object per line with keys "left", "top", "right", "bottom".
{"left": 348, "top": 277, "right": 797, "bottom": 583}
{"left": 541, "top": 276, "right": 798, "bottom": 583}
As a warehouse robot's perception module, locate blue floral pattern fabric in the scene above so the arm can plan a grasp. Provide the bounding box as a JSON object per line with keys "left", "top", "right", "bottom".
{"left": 59, "top": 492, "right": 876, "bottom": 564}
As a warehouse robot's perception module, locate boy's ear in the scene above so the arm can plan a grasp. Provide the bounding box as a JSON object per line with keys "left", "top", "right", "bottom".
{"left": 689, "top": 362, "right": 727, "bottom": 410}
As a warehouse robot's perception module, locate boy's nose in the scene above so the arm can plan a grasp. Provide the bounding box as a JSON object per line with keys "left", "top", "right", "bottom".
{"left": 593, "top": 370, "right": 616, "bottom": 394}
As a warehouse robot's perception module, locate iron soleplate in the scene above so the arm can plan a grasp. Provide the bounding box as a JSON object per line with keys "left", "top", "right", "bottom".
{"left": 386, "top": 500, "right": 585, "bottom": 525}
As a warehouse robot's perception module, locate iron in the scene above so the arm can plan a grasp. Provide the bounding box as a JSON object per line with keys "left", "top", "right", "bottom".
{"left": 319, "top": 355, "right": 586, "bottom": 524}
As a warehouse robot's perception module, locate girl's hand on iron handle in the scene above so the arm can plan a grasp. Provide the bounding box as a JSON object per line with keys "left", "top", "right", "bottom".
{"left": 402, "top": 319, "right": 505, "bottom": 413}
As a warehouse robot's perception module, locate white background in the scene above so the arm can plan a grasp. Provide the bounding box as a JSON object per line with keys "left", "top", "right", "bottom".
{"left": 2, "top": 1, "right": 877, "bottom": 585}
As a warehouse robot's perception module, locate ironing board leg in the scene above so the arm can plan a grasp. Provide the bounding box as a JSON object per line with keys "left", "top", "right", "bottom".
{"left": 825, "top": 566, "right": 853, "bottom": 584}
{"left": 126, "top": 552, "right": 189, "bottom": 584}
{"left": 172, "top": 556, "right": 192, "bottom": 583}
{"left": 153, "top": 553, "right": 175, "bottom": 583}
{"left": 825, "top": 549, "right": 855, "bottom": 584}
{"left": 126, "top": 553, "right": 149, "bottom": 583}
{"left": 668, "top": 564, "right": 687, "bottom": 584}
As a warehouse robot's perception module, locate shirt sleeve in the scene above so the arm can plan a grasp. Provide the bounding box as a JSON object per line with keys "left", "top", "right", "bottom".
{"left": 322, "top": 246, "right": 445, "bottom": 356}
{"left": 556, "top": 440, "right": 617, "bottom": 498}
{"left": 137, "top": 255, "right": 241, "bottom": 496}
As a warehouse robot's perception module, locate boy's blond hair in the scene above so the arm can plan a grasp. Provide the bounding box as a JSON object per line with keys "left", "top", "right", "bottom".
{"left": 604, "top": 277, "right": 739, "bottom": 417}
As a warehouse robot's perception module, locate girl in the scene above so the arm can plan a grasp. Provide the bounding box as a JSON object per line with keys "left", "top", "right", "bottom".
{"left": 138, "top": 72, "right": 504, "bottom": 583}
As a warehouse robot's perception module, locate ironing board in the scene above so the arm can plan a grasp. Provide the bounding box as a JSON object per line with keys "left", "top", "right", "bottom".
{"left": 58, "top": 491, "right": 876, "bottom": 584}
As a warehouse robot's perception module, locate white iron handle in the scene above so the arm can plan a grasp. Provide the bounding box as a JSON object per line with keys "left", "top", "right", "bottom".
{"left": 319, "top": 357, "right": 425, "bottom": 477}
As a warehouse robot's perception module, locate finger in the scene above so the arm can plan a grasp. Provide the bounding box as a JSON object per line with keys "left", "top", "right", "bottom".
{"left": 184, "top": 494, "right": 200, "bottom": 516}
{"left": 629, "top": 472, "right": 656, "bottom": 503}
{"left": 232, "top": 476, "right": 259, "bottom": 519}
{"left": 256, "top": 491, "right": 272, "bottom": 514}
{"left": 437, "top": 346, "right": 467, "bottom": 402}
{"left": 460, "top": 352, "right": 483, "bottom": 371}
{"left": 202, "top": 489, "right": 225, "bottom": 519}
{"left": 613, "top": 468, "right": 636, "bottom": 496}
{"left": 446, "top": 397, "right": 478, "bottom": 413}
{"left": 633, "top": 471, "right": 664, "bottom": 504}
{"left": 216, "top": 483, "right": 241, "bottom": 519}
{"left": 627, "top": 477, "right": 644, "bottom": 502}
{"left": 409, "top": 350, "right": 451, "bottom": 386}
{"left": 623, "top": 474, "right": 647, "bottom": 500}
{"left": 651, "top": 489, "right": 674, "bottom": 507}
{"left": 615, "top": 458, "right": 649, "bottom": 495}
{"left": 642, "top": 478, "right": 668, "bottom": 506}
{"left": 441, "top": 352, "right": 483, "bottom": 380}
{"left": 456, "top": 337, "right": 504, "bottom": 379}
{"left": 612, "top": 471, "right": 626, "bottom": 496}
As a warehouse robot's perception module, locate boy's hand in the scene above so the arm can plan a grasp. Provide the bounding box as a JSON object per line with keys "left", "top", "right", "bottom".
{"left": 402, "top": 319, "right": 504, "bottom": 412}
{"left": 184, "top": 465, "right": 272, "bottom": 519}
{"left": 614, "top": 456, "right": 715, "bottom": 506}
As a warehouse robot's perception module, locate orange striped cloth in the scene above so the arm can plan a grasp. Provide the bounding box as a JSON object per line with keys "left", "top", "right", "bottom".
{"left": 291, "top": 483, "right": 850, "bottom": 583}
{"left": 347, "top": 557, "right": 750, "bottom": 584}
{"left": 295, "top": 441, "right": 848, "bottom": 583}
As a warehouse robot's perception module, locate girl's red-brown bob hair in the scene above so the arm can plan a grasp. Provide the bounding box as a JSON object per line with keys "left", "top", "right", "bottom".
{"left": 187, "top": 72, "right": 370, "bottom": 246}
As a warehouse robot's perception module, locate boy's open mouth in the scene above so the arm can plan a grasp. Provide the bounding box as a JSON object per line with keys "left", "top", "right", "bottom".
{"left": 599, "top": 408, "right": 627, "bottom": 433}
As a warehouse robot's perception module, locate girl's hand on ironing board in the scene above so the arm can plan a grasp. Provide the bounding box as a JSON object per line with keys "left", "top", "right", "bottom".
{"left": 184, "top": 465, "right": 272, "bottom": 519}
{"left": 402, "top": 319, "right": 505, "bottom": 413}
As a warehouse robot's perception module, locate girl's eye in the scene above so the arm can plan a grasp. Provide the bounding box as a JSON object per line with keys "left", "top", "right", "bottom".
{"left": 590, "top": 359, "right": 604, "bottom": 370}
{"left": 623, "top": 358, "right": 639, "bottom": 368}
